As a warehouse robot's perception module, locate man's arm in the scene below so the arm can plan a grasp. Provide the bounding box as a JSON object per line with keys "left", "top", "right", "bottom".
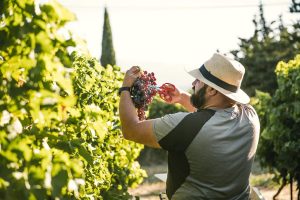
{"left": 163, "top": 86, "right": 196, "bottom": 112}
{"left": 119, "top": 66, "right": 161, "bottom": 148}
{"left": 177, "top": 90, "right": 196, "bottom": 112}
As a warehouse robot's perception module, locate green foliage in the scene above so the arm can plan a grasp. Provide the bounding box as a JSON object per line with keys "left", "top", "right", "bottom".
{"left": 71, "top": 54, "right": 146, "bottom": 199}
{"left": 252, "top": 54, "right": 300, "bottom": 194}
{"left": 0, "top": 0, "right": 145, "bottom": 199}
{"left": 100, "top": 7, "right": 116, "bottom": 67}
{"left": 0, "top": 1, "right": 83, "bottom": 198}
{"left": 231, "top": 3, "right": 300, "bottom": 96}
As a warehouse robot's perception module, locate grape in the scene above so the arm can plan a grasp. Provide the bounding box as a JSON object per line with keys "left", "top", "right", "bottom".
{"left": 130, "top": 69, "right": 158, "bottom": 120}
{"left": 130, "top": 68, "right": 175, "bottom": 120}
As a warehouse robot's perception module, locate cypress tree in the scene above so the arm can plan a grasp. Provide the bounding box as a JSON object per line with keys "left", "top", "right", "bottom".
{"left": 100, "top": 7, "right": 116, "bottom": 67}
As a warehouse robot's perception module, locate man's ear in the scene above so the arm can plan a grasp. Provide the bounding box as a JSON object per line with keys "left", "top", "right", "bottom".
{"left": 207, "top": 86, "right": 218, "bottom": 96}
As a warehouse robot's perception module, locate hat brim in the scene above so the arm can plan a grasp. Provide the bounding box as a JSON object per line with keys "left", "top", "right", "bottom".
{"left": 187, "top": 68, "right": 250, "bottom": 104}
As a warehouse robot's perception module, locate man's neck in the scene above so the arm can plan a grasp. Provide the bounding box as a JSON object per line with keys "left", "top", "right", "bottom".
{"left": 203, "top": 102, "right": 236, "bottom": 110}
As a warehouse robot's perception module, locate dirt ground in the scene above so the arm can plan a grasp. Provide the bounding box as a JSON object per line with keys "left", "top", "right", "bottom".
{"left": 129, "top": 181, "right": 298, "bottom": 200}
{"left": 259, "top": 186, "right": 298, "bottom": 200}
{"left": 129, "top": 163, "right": 298, "bottom": 200}
{"left": 128, "top": 164, "right": 298, "bottom": 200}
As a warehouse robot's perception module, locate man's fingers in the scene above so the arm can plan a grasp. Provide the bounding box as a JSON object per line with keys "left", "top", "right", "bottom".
{"left": 127, "top": 66, "right": 141, "bottom": 75}
{"left": 131, "top": 66, "right": 141, "bottom": 75}
{"left": 132, "top": 66, "right": 140, "bottom": 72}
{"left": 127, "top": 66, "right": 142, "bottom": 78}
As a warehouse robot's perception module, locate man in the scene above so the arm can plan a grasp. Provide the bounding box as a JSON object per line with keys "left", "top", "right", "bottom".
{"left": 119, "top": 53, "right": 260, "bottom": 200}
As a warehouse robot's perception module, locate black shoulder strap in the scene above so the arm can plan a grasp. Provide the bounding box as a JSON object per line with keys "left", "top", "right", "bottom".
{"left": 159, "top": 109, "right": 216, "bottom": 152}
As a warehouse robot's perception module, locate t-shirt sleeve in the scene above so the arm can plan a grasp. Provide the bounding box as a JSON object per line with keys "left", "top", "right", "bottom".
{"left": 153, "top": 112, "right": 189, "bottom": 142}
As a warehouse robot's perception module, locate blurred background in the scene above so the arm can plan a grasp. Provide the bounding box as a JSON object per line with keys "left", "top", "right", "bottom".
{"left": 60, "top": 0, "right": 299, "bottom": 91}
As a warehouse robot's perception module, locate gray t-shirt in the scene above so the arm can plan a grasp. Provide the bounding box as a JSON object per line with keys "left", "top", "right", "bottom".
{"left": 153, "top": 104, "right": 260, "bottom": 200}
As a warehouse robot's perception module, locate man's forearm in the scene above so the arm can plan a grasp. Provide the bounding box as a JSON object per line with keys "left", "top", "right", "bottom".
{"left": 119, "top": 91, "right": 139, "bottom": 139}
{"left": 118, "top": 89, "right": 160, "bottom": 148}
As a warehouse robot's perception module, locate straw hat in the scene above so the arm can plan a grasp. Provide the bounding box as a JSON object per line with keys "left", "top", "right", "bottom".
{"left": 187, "top": 53, "right": 250, "bottom": 104}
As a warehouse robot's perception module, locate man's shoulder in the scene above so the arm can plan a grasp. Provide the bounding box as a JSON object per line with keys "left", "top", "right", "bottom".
{"left": 159, "top": 112, "right": 190, "bottom": 123}
{"left": 240, "top": 104, "right": 259, "bottom": 117}
{"left": 163, "top": 110, "right": 216, "bottom": 124}
{"left": 239, "top": 104, "right": 260, "bottom": 127}
{"left": 152, "top": 112, "right": 190, "bottom": 135}
{"left": 241, "top": 103, "right": 256, "bottom": 111}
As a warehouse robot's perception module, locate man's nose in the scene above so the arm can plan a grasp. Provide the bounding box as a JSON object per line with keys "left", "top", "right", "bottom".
{"left": 192, "top": 79, "right": 198, "bottom": 86}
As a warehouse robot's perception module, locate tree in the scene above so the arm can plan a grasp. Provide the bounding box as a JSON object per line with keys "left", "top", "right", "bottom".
{"left": 252, "top": 54, "right": 300, "bottom": 200}
{"left": 290, "top": 0, "right": 300, "bottom": 13}
{"left": 100, "top": 7, "right": 116, "bottom": 67}
{"left": 230, "top": 2, "right": 300, "bottom": 96}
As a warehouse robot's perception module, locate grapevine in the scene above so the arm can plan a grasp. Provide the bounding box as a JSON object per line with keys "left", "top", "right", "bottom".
{"left": 130, "top": 69, "right": 175, "bottom": 120}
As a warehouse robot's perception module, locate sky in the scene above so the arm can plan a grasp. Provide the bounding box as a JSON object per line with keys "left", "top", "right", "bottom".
{"left": 59, "top": 0, "right": 298, "bottom": 91}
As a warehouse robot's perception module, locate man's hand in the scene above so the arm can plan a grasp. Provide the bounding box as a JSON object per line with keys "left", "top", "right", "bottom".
{"left": 160, "top": 85, "right": 196, "bottom": 112}
{"left": 122, "top": 66, "right": 141, "bottom": 87}
{"left": 162, "top": 85, "right": 182, "bottom": 104}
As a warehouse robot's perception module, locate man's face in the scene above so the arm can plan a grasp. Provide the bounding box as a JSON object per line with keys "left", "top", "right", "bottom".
{"left": 191, "top": 79, "right": 207, "bottom": 109}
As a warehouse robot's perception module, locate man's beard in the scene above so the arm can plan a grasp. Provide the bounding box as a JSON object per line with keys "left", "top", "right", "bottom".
{"left": 190, "top": 85, "right": 207, "bottom": 110}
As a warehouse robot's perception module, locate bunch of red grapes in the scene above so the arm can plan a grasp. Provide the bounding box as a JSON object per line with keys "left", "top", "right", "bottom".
{"left": 130, "top": 71, "right": 158, "bottom": 120}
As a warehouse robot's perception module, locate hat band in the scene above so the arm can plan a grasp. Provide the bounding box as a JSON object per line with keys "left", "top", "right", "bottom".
{"left": 199, "top": 65, "right": 238, "bottom": 92}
